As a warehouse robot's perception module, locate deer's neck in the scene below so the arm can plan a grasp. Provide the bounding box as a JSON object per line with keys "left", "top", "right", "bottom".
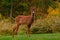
{"left": 31, "top": 13, "right": 34, "bottom": 22}
{"left": 32, "top": 13, "right": 34, "bottom": 18}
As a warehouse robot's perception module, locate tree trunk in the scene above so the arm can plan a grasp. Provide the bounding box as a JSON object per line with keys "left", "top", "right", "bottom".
{"left": 10, "top": 0, "right": 12, "bottom": 19}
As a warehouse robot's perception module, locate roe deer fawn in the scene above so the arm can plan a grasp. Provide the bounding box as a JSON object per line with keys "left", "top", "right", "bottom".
{"left": 12, "top": 7, "right": 35, "bottom": 38}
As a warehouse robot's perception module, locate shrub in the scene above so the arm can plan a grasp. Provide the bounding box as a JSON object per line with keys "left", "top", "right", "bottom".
{"left": 31, "top": 26, "right": 52, "bottom": 34}
{"left": 31, "top": 14, "right": 60, "bottom": 34}
{"left": 0, "top": 29, "right": 12, "bottom": 35}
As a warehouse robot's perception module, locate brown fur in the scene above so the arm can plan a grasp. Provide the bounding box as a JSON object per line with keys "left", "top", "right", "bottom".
{"left": 12, "top": 7, "right": 35, "bottom": 38}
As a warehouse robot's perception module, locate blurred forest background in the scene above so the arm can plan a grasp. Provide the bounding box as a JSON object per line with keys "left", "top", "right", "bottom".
{"left": 0, "top": 0, "right": 60, "bottom": 35}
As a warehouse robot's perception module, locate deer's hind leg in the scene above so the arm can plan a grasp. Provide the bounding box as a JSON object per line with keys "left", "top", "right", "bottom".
{"left": 12, "top": 23, "right": 20, "bottom": 38}
{"left": 15, "top": 24, "right": 20, "bottom": 35}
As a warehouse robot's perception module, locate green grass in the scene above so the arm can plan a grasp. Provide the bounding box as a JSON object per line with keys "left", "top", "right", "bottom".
{"left": 0, "top": 33, "right": 60, "bottom": 40}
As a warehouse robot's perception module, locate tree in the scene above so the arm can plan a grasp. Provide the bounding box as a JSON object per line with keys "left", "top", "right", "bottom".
{"left": 0, "top": 0, "right": 59, "bottom": 18}
{"left": 0, "top": 0, "right": 11, "bottom": 18}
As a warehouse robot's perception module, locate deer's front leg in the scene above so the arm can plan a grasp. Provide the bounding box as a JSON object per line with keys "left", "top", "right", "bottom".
{"left": 26, "top": 24, "right": 31, "bottom": 37}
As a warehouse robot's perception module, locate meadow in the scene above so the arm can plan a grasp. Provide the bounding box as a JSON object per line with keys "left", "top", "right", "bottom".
{"left": 0, "top": 0, "right": 60, "bottom": 40}
{"left": 0, "top": 33, "right": 60, "bottom": 40}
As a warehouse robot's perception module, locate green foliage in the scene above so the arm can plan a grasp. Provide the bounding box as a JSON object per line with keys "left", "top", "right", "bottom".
{"left": 31, "top": 23, "right": 52, "bottom": 34}
{"left": 0, "top": 0, "right": 11, "bottom": 17}
{"left": 31, "top": 26, "right": 52, "bottom": 34}
{"left": 0, "top": 29, "right": 12, "bottom": 35}
{"left": 0, "top": 0, "right": 59, "bottom": 18}
{"left": 31, "top": 14, "right": 60, "bottom": 34}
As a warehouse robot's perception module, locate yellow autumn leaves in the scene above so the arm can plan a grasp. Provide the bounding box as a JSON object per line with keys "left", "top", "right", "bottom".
{"left": 48, "top": 2, "right": 60, "bottom": 16}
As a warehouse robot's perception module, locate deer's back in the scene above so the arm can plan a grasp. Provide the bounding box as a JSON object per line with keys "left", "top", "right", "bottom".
{"left": 15, "top": 15, "right": 32, "bottom": 24}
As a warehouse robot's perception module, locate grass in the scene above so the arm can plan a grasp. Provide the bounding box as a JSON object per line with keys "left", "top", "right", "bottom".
{"left": 0, "top": 33, "right": 60, "bottom": 40}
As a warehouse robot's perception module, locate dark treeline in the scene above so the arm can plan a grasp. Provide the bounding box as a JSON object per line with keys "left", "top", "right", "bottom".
{"left": 0, "top": 0, "right": 60, "bottom": 18}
